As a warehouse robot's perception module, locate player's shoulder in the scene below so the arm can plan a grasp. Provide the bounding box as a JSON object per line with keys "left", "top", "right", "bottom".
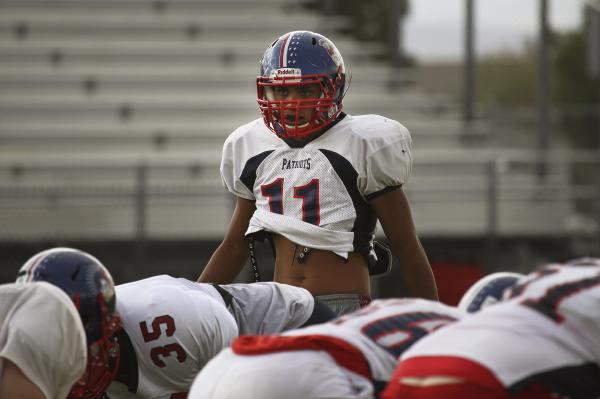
{"left": 116, "top": 274, "right": 175, "bottom": 292}
{"left": 370, "top": 298, "right": 465, "bottom": 318}
{"left": 5, "top": 282, "right": 85, "bottom": 348}
{"left": 224, "top": 118, "right": 268, "bottom": 144}
{"left": 520, "top": 258, "right": 600, "bottom": 289}
{"left": 342, "top": 114, "right": 411, "bottom": 143}
{"left": 116, "top": 278, "right": 236, "bottom": 343}
{"left": 4, "top": 281, "right": 75, "bottom": 314}
{"left": 31, "top": 281, "right": 74, "bottom": 306}
{"left": 222, "top": 118, "right": 279, "bottom": 162}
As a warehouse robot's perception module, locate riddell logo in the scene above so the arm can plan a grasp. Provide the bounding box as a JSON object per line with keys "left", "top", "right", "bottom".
{"left": 270, "top": 68, "right": 302, "bottom": 78}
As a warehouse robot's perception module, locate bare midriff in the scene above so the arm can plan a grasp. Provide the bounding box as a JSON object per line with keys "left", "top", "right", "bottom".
{"left": 272, "top": 234, "right": 370, "bottom": 296}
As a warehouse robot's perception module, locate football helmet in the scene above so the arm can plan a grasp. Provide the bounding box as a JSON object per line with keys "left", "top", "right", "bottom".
{"left": 16, "top": 247, "right": 122, "bottom": 399}
{"left": 257, "top": 30, "right": 348, "bottom": 140}
{"left": 457, "top": 271, "right": 524, "bottom": 313}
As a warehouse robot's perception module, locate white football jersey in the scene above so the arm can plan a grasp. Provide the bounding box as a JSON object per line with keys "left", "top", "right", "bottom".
{"left": 109, "top": 276, "right": 238, "bottom": 399}
{"left": 220, "top": 114, "right": 412, "bottom": 257}
{"left": 284, "top": 298, "right": 465, "bottom": 382}
{"left": 108, "top": 276, "right": 315, "bottom": 399}
{"left": 0, "top": 282, "right": 87, "bottom": 399}
{"left": 189, "top": 298, "right": 463, "bottom": 399}
{"left": 401, "top": 260, "right": 600, "bottom": 393}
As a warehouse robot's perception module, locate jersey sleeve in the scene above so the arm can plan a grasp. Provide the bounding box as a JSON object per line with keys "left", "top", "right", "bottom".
{"left": 219, "top": 128, "right": 255, "bottom": 200}
{"left": 0, "top": 283, "right": 87, "bottom": 399}
{"left": 359, "top": 120, "right": 413, "bottom": 200}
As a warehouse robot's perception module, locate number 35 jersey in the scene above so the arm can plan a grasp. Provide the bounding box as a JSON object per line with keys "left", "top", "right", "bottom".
{"left": 220, "top": 113, "right": 413, "bottom": 258}
{"left": 400, "top": 259, "right": 600, "bottom": 393}
{"left": 108, "top": 275, "right": 315, "bottom": 399}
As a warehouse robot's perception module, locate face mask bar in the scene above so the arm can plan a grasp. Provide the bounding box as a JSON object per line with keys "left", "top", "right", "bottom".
{"left": 68, "top": 296, "right": 122, "bottom": 399}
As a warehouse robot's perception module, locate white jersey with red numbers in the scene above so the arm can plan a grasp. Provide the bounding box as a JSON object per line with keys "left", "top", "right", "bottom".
{"left": 400, "top": 259, "right": 600, "bottom": 397}
{"left": 107, "top": 275, "right": 315, "bottom": 399}
{"left": 189, "top": 298, "right": 464, "bottom": 399}
{"left": 0, "top": 282, "right": 87, "bottom": 399}
{"left": 220, "top": 113, "right": 412, "bottom": 258}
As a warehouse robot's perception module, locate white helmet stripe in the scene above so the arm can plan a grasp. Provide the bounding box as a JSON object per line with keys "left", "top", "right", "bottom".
{"left": 17, "top": 252, "right": 45, "bottom": 282}
{"left": 281, "top": 33, "right": 292, "bottom": 67}
{"left": 279, "top": 32, "right": 293, "bottom": 68}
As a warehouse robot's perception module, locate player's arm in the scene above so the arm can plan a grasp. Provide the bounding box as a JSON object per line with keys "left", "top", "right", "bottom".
{"left": 0, "top": 359, "right": 47, "bottom": 399}
{"left": 370, "top": 187, "right": 438, "bottom": 300}
{"left": 198, "top": 197, "right": 256, "bottom": 283}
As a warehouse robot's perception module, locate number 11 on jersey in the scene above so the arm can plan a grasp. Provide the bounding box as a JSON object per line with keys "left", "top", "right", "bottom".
{"left": 261, "top": 178, "right": 320, "bottom": 225}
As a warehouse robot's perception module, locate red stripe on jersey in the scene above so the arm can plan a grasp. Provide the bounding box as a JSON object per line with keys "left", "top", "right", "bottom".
{"left": 233, "top": 334, "right": 371, "bottom": 380}
{"left": 382, "top": 356, "right": 555, "bottom": 399}
{"left": 391, "top": 356, "right": 502, "bottom": 388}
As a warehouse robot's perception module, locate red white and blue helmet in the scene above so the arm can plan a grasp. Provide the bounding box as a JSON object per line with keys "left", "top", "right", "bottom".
{"left": 257, "top": 30, "right": 348, "bottom": 140}
{"left": 16, "top": 247, "right": 122, "bottom": 399}
{"left": 457, "top": 272, "right": 524, "bottom": 313}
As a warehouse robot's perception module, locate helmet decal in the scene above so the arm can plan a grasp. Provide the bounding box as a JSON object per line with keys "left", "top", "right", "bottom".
{"left": 279, "top": 31, "right": 302, "bottom": 67}
{"left": 318, "top": 38, "right": 343, "bottom": 67}
{"left": 269, "top": 68, "right": 302, "bottom": 80}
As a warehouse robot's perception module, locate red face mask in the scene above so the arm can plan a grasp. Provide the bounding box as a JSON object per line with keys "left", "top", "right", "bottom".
{"left": 68, "top": 296, "right": 122, "bottom": 399}
{"left": 257, "top": 74, "right": 343, "bottom": 140}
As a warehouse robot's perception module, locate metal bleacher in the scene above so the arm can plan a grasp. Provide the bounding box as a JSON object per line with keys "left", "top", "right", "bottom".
{"left": 0, "top": 0, "right": 586, "bottom": 242}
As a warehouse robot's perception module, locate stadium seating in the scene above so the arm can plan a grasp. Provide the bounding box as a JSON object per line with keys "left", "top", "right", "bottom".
{"left": 0, "top": 0, "right": 579, "bottom": 241}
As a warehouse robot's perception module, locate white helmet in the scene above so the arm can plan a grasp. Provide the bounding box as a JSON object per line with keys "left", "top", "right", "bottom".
{"left": 458, "top": 272, "right": 524, "bottom": 313}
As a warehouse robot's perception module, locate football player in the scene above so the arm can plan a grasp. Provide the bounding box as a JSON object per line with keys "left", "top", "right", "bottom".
{"left": 382, "top": 258, "right": 600, "bottom": 399}
{"left": 199, "top": 30, "right": 437, "bottom": 315}
{"left": 188, "top": 298, "right": 464, "bottom": 398}
{"left": 10, "top": 247, "right": 122, "bottom": 399}
{"left": 106, "top": 274, "right": 335, "bottom": 398}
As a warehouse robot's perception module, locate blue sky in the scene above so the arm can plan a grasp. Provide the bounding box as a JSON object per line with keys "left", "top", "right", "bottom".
{"left": 404, "top": 0, "right": 587, "bottom": 61}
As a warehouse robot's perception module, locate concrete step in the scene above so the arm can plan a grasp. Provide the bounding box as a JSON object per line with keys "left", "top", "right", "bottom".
{"left": 0, "top": 37, "right": 385, "bottom": 68}
{"left": 0, "top": 0, "right": 310, "bottom": 15}
{"left": 0, "top": 66, "right": 417, "bottom": 92}
{"left": 0, "top": 15, "right": 351, "bottom": 42}
{"left": 0, "top": 177, "right": 576, "bottom": 239}
{"left": 0, "top": 118, "right": 480, "bottom": 155}
{"left": 0, "top": 148, "right": 581, "bottom": 240}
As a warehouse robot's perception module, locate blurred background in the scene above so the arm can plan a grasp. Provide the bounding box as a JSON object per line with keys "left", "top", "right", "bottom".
{"left": 0, "top": 0, "right": 599, "bottom": 304}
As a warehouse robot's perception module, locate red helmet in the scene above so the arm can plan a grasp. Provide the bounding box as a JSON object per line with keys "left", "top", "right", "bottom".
{"left": 257, "top": 31, "right": 348, "bottom": 140}
{"left": 17, "top": 248, "right": 122, "bottom": 399}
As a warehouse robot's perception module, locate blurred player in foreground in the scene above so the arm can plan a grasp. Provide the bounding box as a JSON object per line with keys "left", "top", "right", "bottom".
{"left": 382, "top": 258, "right": 600, "bottom": 399}
{"left": 11, "top": 247, "right": 122, "bottom": 399}
{"left": 199, "top": 30, "right": 437, "bottom": 315}
{"left": 188, "top": 298, "right": 464, "bottom": 399}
